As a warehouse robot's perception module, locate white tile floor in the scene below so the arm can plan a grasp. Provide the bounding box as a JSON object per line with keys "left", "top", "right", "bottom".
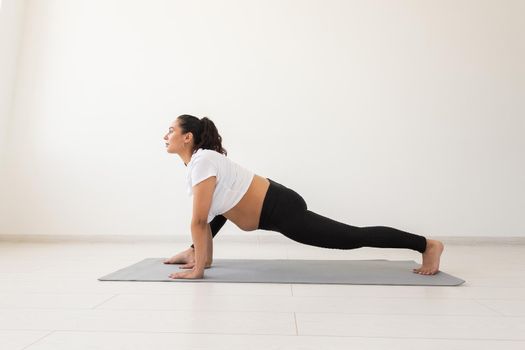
{"left": 1, "top": 234, "right": 524, "bottom": 349}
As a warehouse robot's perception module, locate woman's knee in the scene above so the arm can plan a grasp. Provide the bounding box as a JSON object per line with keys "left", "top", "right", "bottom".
{"left": 288, "top": 188, "right": 307, "bottom": 212}
{"left": 295, "top": 194, "right": 307, "bottom": 212}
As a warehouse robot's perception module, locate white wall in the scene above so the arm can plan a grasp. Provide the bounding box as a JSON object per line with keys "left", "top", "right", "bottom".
{"left": 2, "top": 0, "right": 524, "bottom": 238}
{"left": 0, "top": 0, "right": 26, "bottom": 229}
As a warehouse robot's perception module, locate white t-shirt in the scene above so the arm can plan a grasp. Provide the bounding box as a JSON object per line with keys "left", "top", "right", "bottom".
{"left": 186, "top": 148, "right": 255, "bottom": 223}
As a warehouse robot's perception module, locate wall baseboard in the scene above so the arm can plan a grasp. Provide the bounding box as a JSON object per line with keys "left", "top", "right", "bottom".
{"left": 0, "top": 234, "right": 524, "bottom": 245}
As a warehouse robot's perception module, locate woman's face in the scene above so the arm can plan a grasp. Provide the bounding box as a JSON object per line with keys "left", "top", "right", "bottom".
{"left": 163, "top": 120, "right": 188, "bottom": 154}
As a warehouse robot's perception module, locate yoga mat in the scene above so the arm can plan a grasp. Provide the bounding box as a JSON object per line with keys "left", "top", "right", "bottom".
{"left": 98, "top": 258, "right": 465, "bottom": 286}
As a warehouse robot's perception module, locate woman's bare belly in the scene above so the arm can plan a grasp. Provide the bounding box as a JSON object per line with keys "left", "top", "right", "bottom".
{"left": 222, "top": 174, "right": 270, "bottom": 231}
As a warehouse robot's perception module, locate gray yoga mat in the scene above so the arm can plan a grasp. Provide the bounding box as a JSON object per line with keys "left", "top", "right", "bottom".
{"left": 98, "top": 258, "right": 465, "bottom": 286}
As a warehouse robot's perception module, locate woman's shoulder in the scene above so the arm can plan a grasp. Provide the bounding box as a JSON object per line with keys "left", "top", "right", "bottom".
{"left": 196, "top": 148, "right": 225, "bottom": 160}
{"left": 189, "top": 149, "right": 224, "bottom": 168}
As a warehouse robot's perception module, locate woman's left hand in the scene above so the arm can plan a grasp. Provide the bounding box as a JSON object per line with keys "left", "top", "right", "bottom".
{"left": 169, "top": 269, "right": 204, "bottom": 279}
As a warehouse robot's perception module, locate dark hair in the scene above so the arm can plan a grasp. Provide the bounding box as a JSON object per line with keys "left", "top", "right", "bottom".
{"left": 177, "top": 114, "right": 227, "bottom": 156}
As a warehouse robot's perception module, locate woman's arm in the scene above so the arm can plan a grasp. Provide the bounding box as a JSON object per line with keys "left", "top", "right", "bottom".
{"left": 169, "top": 176, "right": 215, "bottom": 279}
{"left": 206, "top": 222, "right": 213, "bottom": 264}
{"left": 190, "top": 215, "right": 227, "bottom": 250}
{"left": 171, "top": 223, "right": 213, "bottom": 270}
{"left": 191, "top": 221, "right": 210, "bottom": 274}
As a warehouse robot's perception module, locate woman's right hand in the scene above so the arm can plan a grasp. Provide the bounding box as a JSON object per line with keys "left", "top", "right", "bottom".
{"left": 163, "top": 247, "right": 195, "bottom": 264}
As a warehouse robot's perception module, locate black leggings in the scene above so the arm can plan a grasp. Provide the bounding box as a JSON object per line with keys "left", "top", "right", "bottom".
{"left": 192, "top": 178, "right": 427, "bottom": 253}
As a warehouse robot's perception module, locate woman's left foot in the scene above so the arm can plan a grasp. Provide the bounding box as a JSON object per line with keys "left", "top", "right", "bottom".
{"left": 413, "top": 239, "right": 444, "bottom": 275}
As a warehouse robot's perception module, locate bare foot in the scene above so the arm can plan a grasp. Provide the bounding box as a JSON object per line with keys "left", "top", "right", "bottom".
{"left": 163, "top": 247, "right": 195, "bottom": 265}
{"left": 413, "top": 239, "right": 444, "bottom": 275}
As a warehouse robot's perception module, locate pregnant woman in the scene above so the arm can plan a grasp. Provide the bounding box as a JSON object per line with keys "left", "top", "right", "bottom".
{"left": 163, "top": 114, "right": 444, "bottom": 279}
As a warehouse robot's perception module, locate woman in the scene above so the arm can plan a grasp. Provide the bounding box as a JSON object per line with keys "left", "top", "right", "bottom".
{"left": 163, "top": 114, "right": 444, "bottom": 279}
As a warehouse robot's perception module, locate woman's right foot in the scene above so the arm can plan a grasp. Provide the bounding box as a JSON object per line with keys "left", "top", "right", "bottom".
{"left": 412, "top": 239, "right": 444, "bottom": 275}
{"left": 163, "top": 248, "right": 195, "bottom": 264}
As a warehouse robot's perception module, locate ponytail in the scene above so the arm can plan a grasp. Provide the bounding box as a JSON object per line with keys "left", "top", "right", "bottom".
{"left": 177, "top": 114, "right": 227, "bottom": 156}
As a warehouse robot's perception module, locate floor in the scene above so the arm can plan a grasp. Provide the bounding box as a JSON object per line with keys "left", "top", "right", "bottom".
{"left": 1, "top": 234, "right": 524, "bottom": 350}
